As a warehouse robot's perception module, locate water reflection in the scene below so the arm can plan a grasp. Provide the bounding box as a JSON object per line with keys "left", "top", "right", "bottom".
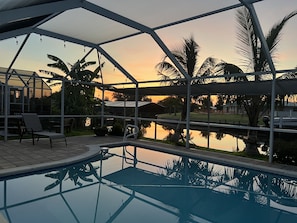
{"left": 44, "top": 162, "right": 100, "bottom": 190}
{"left": 44, "top": 151, "right": 113, "bottom": 190}
{"left": 143, "top": 122, "right": 246, "bottom": 152}
{"left": 143, "top": 122, "right": 297, "bottom": 162}
{"left": 142, "top": 121, "right": 297, "bottom": 165}
{"left": 162, "top": 155, "right": 297, "bottom": 208}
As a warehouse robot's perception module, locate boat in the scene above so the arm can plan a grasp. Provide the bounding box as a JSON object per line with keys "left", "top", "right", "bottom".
{"left": 263, "top": 116, "right": 297, "bottom": 129}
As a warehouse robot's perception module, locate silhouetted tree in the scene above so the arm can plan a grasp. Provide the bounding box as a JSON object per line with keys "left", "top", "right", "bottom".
{"left": 216, "top": 8, "right": 297, "bottom": 127}
{"left": 40, "top": 54, "right": 104, "bottom": 126}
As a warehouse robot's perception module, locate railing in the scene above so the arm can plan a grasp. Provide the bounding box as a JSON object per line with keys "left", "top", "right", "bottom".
{"left": 123, "top": 124, "right": 139, "bottom": 141}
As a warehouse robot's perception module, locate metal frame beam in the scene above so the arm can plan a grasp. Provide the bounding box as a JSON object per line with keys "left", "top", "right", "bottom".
{"left": 82, "top": 1, "right": 191, "bottom": 80}
{"left": 0, "top": 0, "right": 81, "bottom": 25}
{"left": 240, "top": 0, "right": 277, "bottom": 163}
{"left": 3, "top": 34, "right": 30, "bottom": 141}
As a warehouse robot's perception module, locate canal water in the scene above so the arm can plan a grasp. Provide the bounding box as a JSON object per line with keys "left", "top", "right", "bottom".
{"left": 143, "top": 123, "right": 246, "bottom": 152}
{"left": 141, "top": 122, "right": 297, "bottom": 165}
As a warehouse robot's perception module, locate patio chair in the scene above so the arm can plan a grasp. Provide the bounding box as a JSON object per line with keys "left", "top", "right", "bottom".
{"left": 20, "top": 113, "right": 67, "bottom": 148}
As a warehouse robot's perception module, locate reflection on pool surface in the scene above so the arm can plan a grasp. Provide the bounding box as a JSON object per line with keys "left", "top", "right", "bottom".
{"left": 1, "top": 145, "right": 297, "bottom": 223}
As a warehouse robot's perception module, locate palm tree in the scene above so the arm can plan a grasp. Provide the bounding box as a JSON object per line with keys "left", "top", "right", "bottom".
{"left": 216, "top": 8, "right": 297, "bottom": 128}
{"left": 215, "top": 8, "right": 297, "bottom": 155}
{"left": 156, "top": 36, "right": 216, "bottom": 143}
{"left": 40, "top": 54, "right": 104, "bottom": 126}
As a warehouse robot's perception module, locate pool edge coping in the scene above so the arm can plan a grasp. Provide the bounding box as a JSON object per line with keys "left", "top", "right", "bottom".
{"left": 124, "top": 140, "right": 297, "bottom": 179}
{"left": 1, "top": 139, "right": 297, "bottom": 179}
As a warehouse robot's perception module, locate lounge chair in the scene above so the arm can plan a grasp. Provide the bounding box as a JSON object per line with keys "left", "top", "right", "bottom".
{"left": 20, "top": 113, "right": 67, "bottom": 148}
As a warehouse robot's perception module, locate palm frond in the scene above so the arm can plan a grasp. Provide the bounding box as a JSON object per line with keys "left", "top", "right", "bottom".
{"left": 81, "top": 61, "right": 96, "bottom": 70}
{"left": 79, "top": 70, "right": 100, "bottom": 82}
{"left": 47, "top": 54, "right": 70, "bottom": 74}
{"left": 183, "top": 36, "right": 199, "bottom": 76}
{"left": 235, "top": 7, "right": 258, "bottom": 70}
{"left": 260, "top": 10, "right": 297, "bottom": 70}
{"left": 157, "top": 72, "right": 173, "bottom": 85}
{"left": 93, "top": 62, "right": 105, "bottom": 75}
{"left": 172, "top": 52, "right": 187, "bottom": 67}
{"left": 39, "top": 70, "right": 65, "bottom": 81}
{"left": 156, "top": 36, "right": 200, "bottom": 89}
{"left": 47, "top": 82, "right": 62, "bottom": 87}
{"left": 155, "top": 61, "right": 180, "bottom": 78}
{"left": 39, "top": 70, "right": 60, "bottom": 77}
{"left": 236, "top": 8, "right": 297, "bottom": 73}
{"left": 215, "top": 62, "right": 247, "bottom": 82}
{"left": 197, "top": 57, "right": 217, "bottom": 76}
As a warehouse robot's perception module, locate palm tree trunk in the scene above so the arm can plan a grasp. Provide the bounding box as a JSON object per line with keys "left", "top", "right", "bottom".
{"left": 172, "top": 97, "right": 187, "bottom": 144}
{"left": 243, "top": 95, "right": 265, "bottom": 155}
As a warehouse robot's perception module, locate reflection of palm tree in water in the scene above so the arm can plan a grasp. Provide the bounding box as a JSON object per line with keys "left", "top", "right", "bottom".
{"left": 44, "top": 150, "right": 113, "bottom": 191}
{"left": 139, "top": 120, "right": 152, "bottom": 137}
{"left": 162, "top": 157, "right": 297, "bottom": 210}
{"left": 215, "top": 132, "right": 224, "bottom": 140}
{"left": 163, "top": 125, "right": 194, "bottom": 145}
{"left": 161, "top": 157, "right": 214, "bottom": 222}
{"left": 199, "top": 130, "right": 225, "bottom": 140}
{"left": 44, "top": 161, "right": 103, "bottom": 190}
{"left": 200, "top": 130, "right": 210, "bottom": 138}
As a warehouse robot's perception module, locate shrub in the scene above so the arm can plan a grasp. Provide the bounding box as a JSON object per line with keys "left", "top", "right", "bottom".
{"left": 93, "top": 126, "right": 108, "bottom": 136}
{"left": 110, "top": 122, "right": 124, "bottom": 136}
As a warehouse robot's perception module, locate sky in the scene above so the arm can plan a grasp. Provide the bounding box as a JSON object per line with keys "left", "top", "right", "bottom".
{"left": 0, "top": 0, "right": 296, "bottom": 102}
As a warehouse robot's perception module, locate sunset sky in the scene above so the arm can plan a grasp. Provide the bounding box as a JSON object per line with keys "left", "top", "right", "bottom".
{"left": 0, "top": 0, "right": 296, "bottom": 102}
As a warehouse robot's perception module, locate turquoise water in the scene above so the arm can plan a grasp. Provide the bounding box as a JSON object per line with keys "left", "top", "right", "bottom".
{"left": 1, "top": 145, "right": 297, "bottom": 223}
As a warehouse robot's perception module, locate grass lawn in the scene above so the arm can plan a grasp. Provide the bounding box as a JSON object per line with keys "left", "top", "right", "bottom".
{"left": 66, "top": 128, "right": 94, "bottom": 137}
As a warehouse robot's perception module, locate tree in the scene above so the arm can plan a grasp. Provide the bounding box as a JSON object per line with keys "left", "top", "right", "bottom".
{"left": 158, "top": 96, "right": 183, "bottom": 115}
{"left": 215, "top": 7, "right": 297, "bottom": 155}
{"left": 215, "top": 95, "right": 224, "bottom": 112}
{"left": 112, "top": 92, "right": 151, "bottom": 102}
{"left": 155, "top": 36, "right": 216, "bottom": 143}
{"left": 275, "top": 68, "right": 297, "bottom": 109}
{"left": 216, "top": 8, "right": 297, "bottom": 127}
{"left": 40, "top": 54, "right": 104, "bottom": 126}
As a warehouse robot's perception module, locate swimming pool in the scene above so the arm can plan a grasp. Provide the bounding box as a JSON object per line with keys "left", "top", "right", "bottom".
{"left": 0, "top": 145, "right": 297, "bottom": 223}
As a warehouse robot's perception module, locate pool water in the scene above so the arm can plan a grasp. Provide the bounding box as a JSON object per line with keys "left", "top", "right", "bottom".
{"left": 1, "top": 145, "right": 297, "bottom": 223}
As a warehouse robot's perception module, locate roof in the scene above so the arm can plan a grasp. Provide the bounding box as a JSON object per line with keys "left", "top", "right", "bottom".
{"left": 104, "top": 101, "right": 151, "bottom": 108}
{"left": 112, "top": 78, "right": 297, "bottom": 96}
{"left": 0, "top": 67, "right": 51, "bottom": 90}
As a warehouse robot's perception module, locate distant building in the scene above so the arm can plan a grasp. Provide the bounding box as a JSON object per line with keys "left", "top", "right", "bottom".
{"left": 222, "top": 102, "right": 245, "bottom": 114}
{"left": 104, "top": 101, "right": 165, "bottom": 118}
{"left": 0, "top": 67, "right": 52, "bottom": 115}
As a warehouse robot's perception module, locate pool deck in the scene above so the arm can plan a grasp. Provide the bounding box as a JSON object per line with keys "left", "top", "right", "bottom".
{"left": 1, "top": 135, "right": 297, "bottom": 178}
{"left": 0, "top": 135, "right": 122, "bottom": 177}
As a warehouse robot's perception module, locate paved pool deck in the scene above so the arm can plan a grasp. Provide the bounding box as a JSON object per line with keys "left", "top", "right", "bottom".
{"left": 0, "top": 135, "right": 122, "bottom": 177}
{"left": 1, "top": 135, "right": 297, "bottom": 179}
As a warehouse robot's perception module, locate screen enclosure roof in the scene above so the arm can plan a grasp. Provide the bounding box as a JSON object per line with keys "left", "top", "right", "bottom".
{"left": 0, "top": 0, "right": 296, "bottom": 97}
{"left": 0, "top": 0, "right": 257, "bottom": 45}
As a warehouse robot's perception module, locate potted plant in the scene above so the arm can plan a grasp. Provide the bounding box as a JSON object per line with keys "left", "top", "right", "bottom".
{"left": 109, "top": 122, "right": 124, "bottom": 136}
